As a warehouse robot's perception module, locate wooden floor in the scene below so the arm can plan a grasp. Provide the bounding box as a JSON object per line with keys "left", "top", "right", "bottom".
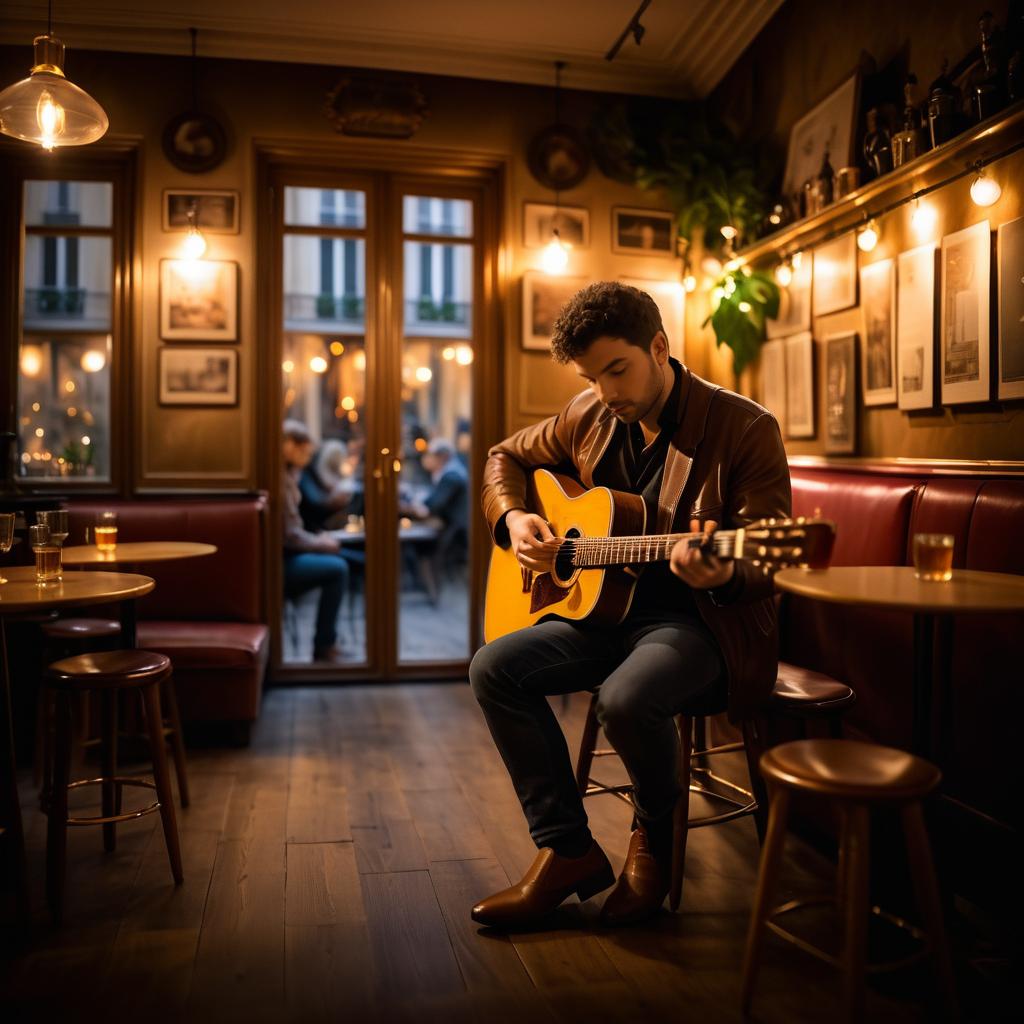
{"left": 0, "top": 684, "right": 973, "bottom": 1023}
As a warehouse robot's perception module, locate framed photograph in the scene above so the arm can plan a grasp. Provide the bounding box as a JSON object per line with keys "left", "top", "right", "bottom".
{"left": 620, "top": 277, "right": 685, "bottom": 360}
{"left": 163, "top": 189, "right": 239, "bottom": 233}
{"left": 824, "top": 331, "right": 858, "bottom": 454}
{"left": 523, "top": 203, "right": 589, "bottom": 249}
{"left": 782, "top": 72, "right": 860, "bottom": 207}
{"left": 812, "top": 233, "right": 858, "bottom": 316}
{"left": 998, "top": 216, "right": 1024, "bottom": 400}
{"left": 767, "top": 253, "right": 812, "bottom": 339}
{"left": 612, "top": 207, "right": 675, "bottom": 256}
{"left": 521, "top": 271, "right": 587, "bottom": 350}
{"left": 783, "top": 331, "right": 815, "bottom": 438}
{"left": 941, "top": 220, "right": 991, "bottom": 405}
{"left": 897, "top": 244, "right": 937, "bottom": 410}
{"left": 160, "top": 259, "right": 238, "bottom": 341}
{"left": 158, "top": 347, "right": 238, "bottom": 406}
{"left": 859, "top": 258, "right": 897, "bottom": 406}
{"left": 759, "top": 339, "right": 787, "bottom": 434}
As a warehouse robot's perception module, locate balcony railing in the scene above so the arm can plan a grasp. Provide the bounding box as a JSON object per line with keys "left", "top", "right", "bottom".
{"left": 404, "top": 298, "right": 471, "bottom": 337}
{"left": 27, "top": 287, "right": 86, "bottom": 316}
{"left": 284, "top": 293, "right": 365, "bottom": 323}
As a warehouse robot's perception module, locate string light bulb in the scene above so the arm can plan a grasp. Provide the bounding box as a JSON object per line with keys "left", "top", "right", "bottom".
{"left": 910, "top": 197, "right": 937, "bottom": 237}
{"left": 541, "top": 228, "right": 570, "bottom": 274}
{"left": 181, "top": 204, "right": 207, "bottom": 260}
{"left": 774, "top": 259, "right": 793, "bottom": 287}
{"left": 970, "top": 168, "right": 1001, "bottom": 207}
{"left": 857, "top": 217, "right": 880, "bottom": 252}
{"left": 683, "top": 272, "right": 697, "bottom": 293}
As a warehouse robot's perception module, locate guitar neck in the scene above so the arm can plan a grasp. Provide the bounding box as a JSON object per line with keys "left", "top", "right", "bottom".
{"left": 563, "top": 530, "right": 744, "bottom": 568}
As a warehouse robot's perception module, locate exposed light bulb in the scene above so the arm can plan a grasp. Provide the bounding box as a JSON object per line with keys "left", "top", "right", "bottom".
{"left": 970, "top": 170, "right": 1001, "bottom": 207}
{"left": 720, "top": 224, "right": 738, "bottom": 241}
{"left": 791, "top": 251, "right": 803, "bottom": 270}
{"left": 182, "top": 207, "right": 207, "bottom": 260}
{"left": 36, "top": 90, "right": 64, "bottom": 150}
{"left": 910, "top": 198, "right": 937, "bottom": 238}
{"left": 309, "top": 356, "right": 328, "bottom": 374}
{"left": 281, "top": 359, "right": 295, "bottom": 373}
{"left": 541, "top": 229, "right": 570, "bottom": 274}
{"left": 20, "top": 345, "right": 43, "bottom": 377}
{"left": 683, "top": 273, "right": 697, "bottom": 293}
{"left": 774, "top": 260, "right": 793, "bottom": 287}
{"left": 455, "top": 345, "right": 474, "bottom": 365}
{"left": 80, "top": 349, "right": 106, "bottom": 372}
{"left": 857, "top": 218, "right": 880, "bottom": 252}
{"left": 442, "top": 346, "right": 456, "bottom": 361}
{"left": 414, "top": 366, "right": 433, "bottom": 383}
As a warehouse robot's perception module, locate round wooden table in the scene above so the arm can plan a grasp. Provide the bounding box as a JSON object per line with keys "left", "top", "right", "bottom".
{"left": 61, "top": 541, "right": 217, "bottom": 566}
{"left": 774, "top": 566, "right": 1024, "bottom": 758}
{"left": 0, "top": 566, "right": 155, "bottom": 930}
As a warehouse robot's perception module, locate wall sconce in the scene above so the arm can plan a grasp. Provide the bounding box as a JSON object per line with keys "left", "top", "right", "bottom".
{"left": 181, "top": 204, "right": 207, "bottom": 260}
{"left": 857, "top": 217, "right": 880, "bottom": 252}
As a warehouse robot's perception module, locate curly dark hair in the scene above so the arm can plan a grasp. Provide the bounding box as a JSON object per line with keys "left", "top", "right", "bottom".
{"left": 549, "top": 282, "right": 664, "bottom": 364}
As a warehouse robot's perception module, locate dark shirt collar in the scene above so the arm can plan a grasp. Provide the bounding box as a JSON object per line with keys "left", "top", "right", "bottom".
{"left": 658, "top": 358, "right": 684, "bottom": 433}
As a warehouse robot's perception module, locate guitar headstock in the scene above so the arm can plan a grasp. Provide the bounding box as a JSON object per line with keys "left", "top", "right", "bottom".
{"left": 733, "top": 516, "right": 836, "bottom": 573}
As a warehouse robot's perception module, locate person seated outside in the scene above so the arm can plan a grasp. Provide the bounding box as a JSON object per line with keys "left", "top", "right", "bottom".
{"left": 403, "top": 437, "right": 468, "bottom": 537}
{"left": 282, "top": 419, "right": 351, "bottom": 664}
{"left": 299, "top": 438, "right": 364, "bottom": 532}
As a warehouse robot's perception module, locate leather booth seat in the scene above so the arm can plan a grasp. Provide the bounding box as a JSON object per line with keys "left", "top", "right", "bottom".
{"left": 64, "top": 496, "right": 269, "bottom": 736}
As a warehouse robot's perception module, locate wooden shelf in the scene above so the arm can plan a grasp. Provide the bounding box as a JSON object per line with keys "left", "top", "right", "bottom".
{"left": 737, "top": 101, "right": 1024, "bottom": 266}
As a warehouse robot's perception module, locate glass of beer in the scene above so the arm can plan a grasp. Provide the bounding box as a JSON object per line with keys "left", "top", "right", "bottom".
{"left": 0, "top": 512, "right": 14, "bottom": 584}
{"left": 913, "top": 533, "right": 954, "bottom": 582}
{"left": 29, "top": 523, "right": 62, "bottom": 583}
{"left": 38, "top": 509, "right": 69, "bottom": 547}
{"left": 94, "top": 510, "right": 118, "bottom": 552}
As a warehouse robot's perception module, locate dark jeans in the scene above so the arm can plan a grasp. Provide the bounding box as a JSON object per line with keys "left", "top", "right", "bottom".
{"left": 469, "top": 611, "right": 725, "bottom": 850}
{"left": 283, "top": 551, "right": 350, "bottom": 652}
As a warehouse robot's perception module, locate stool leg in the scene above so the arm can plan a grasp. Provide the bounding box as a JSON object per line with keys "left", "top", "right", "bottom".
{"left": 901, "top": 801, "right": 959, "bottom": 1021}
{"left": 574, "top": 693, "right": 600, "bottom": 797}
{"left": 741, "top": 718, "right": 769, "bottom": 844}
{"left": 740, "top": 786, "right": 791, "bottom": 1016}
{"left": 160, "top": 676, "right": 190, "bottom": 808}
{"left": 47, "top": 689, "right": 73, "bottom": 924}
{"left": 100, "top": 689, "right": 118, "bottom": 853}
{"left": 693, "top": 714, "right": 707, "bottom": 755}
{"left": 839, "top": 803, "right": 871, "bottom": 1024}
{"left": 141, "top": 681, "right": 183, "bottom": 884}
{"left": 669, "top": 716, "right": 693, "bottom": 912}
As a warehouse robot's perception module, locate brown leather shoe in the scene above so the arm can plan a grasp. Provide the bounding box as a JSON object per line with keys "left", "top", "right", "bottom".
{"left": 471, "top": 841, "right": 614, "bottom": 930}
{"left": 313, "top": 644, "right": 349, "bottom": 665}
{"left": 599, "top": 826, "right": 670, "bottom": 926}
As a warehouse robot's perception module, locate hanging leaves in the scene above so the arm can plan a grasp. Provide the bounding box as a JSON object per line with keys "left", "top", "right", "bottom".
{"left": 702, "top": 270, "right": 780, "bottom": 376}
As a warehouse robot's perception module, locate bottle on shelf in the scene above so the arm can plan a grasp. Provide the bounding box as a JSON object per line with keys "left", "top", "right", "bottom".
{"left": 974, "top": 10, "right": 1006, "bottom": 121}
{"left": 892, "top": 74, "right": 928, "bottom": 167}
{"left": 863, "top": 108, "right": 893, "bottom": 178}
{"left": 1008, "top": 2, "right": 1024, "bottom": 100}
{"left": 928, "top": 60, "right": 960, "bottom": 147}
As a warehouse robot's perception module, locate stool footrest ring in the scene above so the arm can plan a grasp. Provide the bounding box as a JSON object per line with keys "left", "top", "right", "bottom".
{"left": 64, "top": 776, "right": 161, "bottom": 826}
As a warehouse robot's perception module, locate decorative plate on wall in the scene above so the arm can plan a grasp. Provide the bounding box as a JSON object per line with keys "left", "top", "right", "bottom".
{"left": 162, "top": 110, "right": 228, "bottom": 174}
{"left": 527, "top": 124, "right": 590, "bottom": 191}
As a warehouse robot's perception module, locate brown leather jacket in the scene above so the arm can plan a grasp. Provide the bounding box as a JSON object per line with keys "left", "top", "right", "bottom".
{"left": 481, "top": 364, "right": 791, "bottom": 720}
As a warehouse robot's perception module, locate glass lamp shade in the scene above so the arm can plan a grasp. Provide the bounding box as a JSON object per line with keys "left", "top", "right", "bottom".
{"left": 0, "top": 36, "right": 108, "bottom": 149}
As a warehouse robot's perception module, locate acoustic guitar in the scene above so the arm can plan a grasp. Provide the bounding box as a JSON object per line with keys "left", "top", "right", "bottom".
{"left": 484, "top": 468, "right": 835, "bottom": 643}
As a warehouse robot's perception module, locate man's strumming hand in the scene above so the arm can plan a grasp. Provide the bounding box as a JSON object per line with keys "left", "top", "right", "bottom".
{"left": 506, "top": 509, "right": 562, "bottom": 573}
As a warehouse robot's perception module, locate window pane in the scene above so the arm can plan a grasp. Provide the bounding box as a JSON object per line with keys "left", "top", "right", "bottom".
{"left": 19, "top": 333, "right": 112, "bottom": 480}
{"left": 284, "top": 187, "right": 366, "bottom": 229}
{"left": 23, "top": 180, "right": 113, "bottom": 227}
{"left": 23, "top": 235, "right": 111, "bottom": 331}
{"left": 402, "top": 196, "right": 472, "bottom": 237}
{"left": 402, "top": 241, "right": 472, "bottom": 338}
{"left": 284, "top": 234, "right": 365, "bottom": 333}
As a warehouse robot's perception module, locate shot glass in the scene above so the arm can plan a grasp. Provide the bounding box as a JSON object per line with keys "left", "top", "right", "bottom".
{"left": 913, "top": 533, "right": 954, "bottom": 582}
{"left": 29, "top": 523, "right": 62, "bottom": 583}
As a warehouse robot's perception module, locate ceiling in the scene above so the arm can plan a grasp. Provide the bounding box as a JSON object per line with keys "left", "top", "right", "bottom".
{"left": 0, "top": 0, "right": 783, "bottom": 98}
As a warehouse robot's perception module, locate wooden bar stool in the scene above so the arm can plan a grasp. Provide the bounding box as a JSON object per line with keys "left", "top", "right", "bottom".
{"left": 740, "top": 738, "right": 957, "bottom": 1024}
{"left": 44, "top": 650, "right": 184, "bottom": 922}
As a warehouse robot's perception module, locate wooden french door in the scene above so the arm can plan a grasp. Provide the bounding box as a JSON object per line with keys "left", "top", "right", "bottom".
{"left": 259, "top": 149, "right": 502, "bottom": 681}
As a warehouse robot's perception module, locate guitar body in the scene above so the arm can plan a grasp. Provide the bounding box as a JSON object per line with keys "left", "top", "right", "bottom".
{"left": 483, "top": 469, "right": 646, "bottom": 643}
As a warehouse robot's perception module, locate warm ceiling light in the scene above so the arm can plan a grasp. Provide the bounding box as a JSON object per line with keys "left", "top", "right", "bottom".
{"left": 774, "top": 260, "right": 793, "bottom": 287}
{"left": 20, "top": 344, "right": 43, "bottom": 376}
{"left": 970, "top": 169, "right": 1001, "bottom": 207}
{"left": 857, "top": 218, "right": 880, "bottom": 252}
{"left": 340, "top": 395, "right": 355, "bottom": 411}
{"left": 910, "top": 198, "right": 937, "bottom": 237}
{"left": 309, "top": 355, "right": 328, "bottom": 374}
{"left": 541, "top": 229, "right": 570, "bottom": 274}
{"left": 455, "top": 345, "right": 474, "bottom": 365}
{"left": 414, "top": 366, "right": 433, "bottom": 383}
{"left": 442, "top": 346, "right": 456, "bottom": 361}
{"left": 80, "top": 349, "right": 106, "bottom": 372}
{"left": 0, "top": 13, "right": 108, "bottom": 150}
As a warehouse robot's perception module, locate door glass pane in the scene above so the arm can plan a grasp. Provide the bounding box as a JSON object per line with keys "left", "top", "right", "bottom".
{"left": 402, "top": 195, "right": 472, "bottom": 237}
{"left": 402, "top": 241, "right": 472, "bottom": 338}
{"left": 284, "top": 187, "right": 366, "bottom": 229}
{"left": 284, "top": 234, "right": 366, "bottom": 333}
{"left": 23, "top": 235, "right": 111, "bottom": 331}
{"left": 24, "top": 180, "right": 113, "bottom": 227}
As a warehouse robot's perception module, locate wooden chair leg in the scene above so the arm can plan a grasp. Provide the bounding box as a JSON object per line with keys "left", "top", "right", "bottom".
{"left": 902, "top": 801, "right": 959, "bottom": 1021}
{"left": 574, "top": 693, "right": 600, "bottom": 797}
{"left": 46, "top": 688, "right": 73, "bottom": 924}
{"left": 100, "top": 688, "right": 118, "bottom": 852}
{"left": 740, "top": 786, "right": 791, "bottom": 1016}
{"left": 669, "top": 715, "right": 693, "bottom": 912}
{"left": 741, "top": 718, "right": 769, "bottom": 844}
{"left": 141, "top": 681, "right": 183, "bottom": 884}
{"left": 839, "top": 803, "right": 871, "bottom": 1024}
{"left": 160, "top": 676, "right": 190, "bottom": 808}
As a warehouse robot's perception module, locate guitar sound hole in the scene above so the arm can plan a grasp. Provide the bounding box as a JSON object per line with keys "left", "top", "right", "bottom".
{"left": 554, "top": 527, "right": 581, "bottom": 583}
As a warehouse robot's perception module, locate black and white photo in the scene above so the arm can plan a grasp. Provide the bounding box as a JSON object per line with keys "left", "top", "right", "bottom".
{"left": 941, "top": 220, "right": 990, "bottom": 405}
{"left": 612, "top": 207, "right": 675, "bottom": 256}
{"left": 897, "top": 244, "right": 936, "bottom": 410}
{"left": 824, "top": 331, "right": 857, "bottom": 453}
{"left": 998, "top": 216, "right": 1024, "bottom": 400}
{"left": 159, "top": 347, "right": 238, "bottom": 405}
{"left": 860, "top": 258, "right": 897, "bottom": 406}
{"left": 523, "top": 203, "right": 589, "bottom": 249}
{"left": 163, "top": 189, "right": 240, "bottom": 233}
{"left": 160, "top": 259, "right": 238, "bottom": 341}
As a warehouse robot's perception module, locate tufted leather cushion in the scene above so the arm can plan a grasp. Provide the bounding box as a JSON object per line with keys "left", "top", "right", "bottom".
{"left": 137, "top": 621, "right": 269, "bottom": 671}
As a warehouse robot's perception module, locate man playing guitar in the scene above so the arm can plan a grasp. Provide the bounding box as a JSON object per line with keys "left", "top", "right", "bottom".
{"left": 470, "top": 282, "right": 791, "bottom": 928}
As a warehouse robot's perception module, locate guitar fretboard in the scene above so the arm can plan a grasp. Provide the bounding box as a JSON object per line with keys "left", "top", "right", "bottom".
{"left": 561, "top": 530, "right": 741, "bottom": 568}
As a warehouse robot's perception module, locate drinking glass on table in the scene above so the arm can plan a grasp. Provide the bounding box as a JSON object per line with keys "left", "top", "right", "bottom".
{"left": 38, "top": 509, "right": 69, "bottom": 547}
{"left": 0, "top": 512, "right": 14, "bottom": 584}
{"left": 29, "top": 523, "right": 62, "bottom": 583}
{"left": 913, "top": 533, "right": 954, "bottom": 582}
{"left": 89, "top": 510, "right": 118, "bottom": 551}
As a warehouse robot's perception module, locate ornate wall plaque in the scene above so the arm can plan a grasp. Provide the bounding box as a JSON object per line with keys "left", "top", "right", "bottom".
{"left": 325, "top": 73, "right": 429, "bottom": 139}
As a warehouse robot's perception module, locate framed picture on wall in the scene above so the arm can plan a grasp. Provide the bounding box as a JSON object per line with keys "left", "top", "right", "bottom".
{"left": 812, "top": 233, "right": 858, "bottom": 316}
{"left": 941, "top": 220, "right": 991, "bottom": 405}
{"left": 783, "top": 331, "right": 815, "bottom": 438}
{"left": 160, "top": 259, "right": 238, "bottom": 341}
{"left": 759, "top": 339, "right": 787, "bottom": 435}
{"left": 611, "top": 207, "right": 675, "bottom": 256}
{"left": 766, "top": 253, "right": 812, "bottom": 339}
{"left": 998, "top": 216, "right": 1024, "bottom": 400}
{"left": 523, "top": 203, "right": 589, "bottom": 249}
{"left": 896, "top": 243, "right": 937, "bottom": 410}
{"left": 859, "top": 258, "right": 897, "bottom": 406}
{"left": 158, "top": 347, "right": 238, "bottom": 406}
{"left": 824, "top": 331, "right": 858, "bottom": 454}
{"left": 163, "top": 189, "right": 240, "bottom": 233}
{"left": 521, "top": 271, "right": 587, "bottom": 350}
{"left": 620, "top": 277, "right": 685, "bottom": 360}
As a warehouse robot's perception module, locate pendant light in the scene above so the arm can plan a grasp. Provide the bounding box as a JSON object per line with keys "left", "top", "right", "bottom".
{"left": 541, "top": 61, "right": 571, "bottom": 275}
{"left": 0, "top": 1, "right": 108, "bottom": 150}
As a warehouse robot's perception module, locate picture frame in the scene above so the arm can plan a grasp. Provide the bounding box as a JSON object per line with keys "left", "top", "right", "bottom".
{"left": 163, "top": 189, "right": 240, "bottom": 233}
{"left": 783, "top": 331, "right": 815, "bottom": 438}
{"left": 523, "top": 202, "right": 589, "bottom": 249}
{"left": 527, "top": 124, "right": 590, "bottom": 190}
{"left": 521, "top": 271, "right": 587, "bottom": 351}
{"left": 161, "top": 110, "right": 228, "bottom": 174}
{"left": 611, "top": 207, "right": 675, "bottom": 256}
{"left": 997, "top": 216, "right": 1024, "bottom": 400}
{"left": 782, "top": 71, "right": 861, "bottom": 208}
{"left": 896, "top": 244, "right": 937, "bottom": 410}
{"left": 766, "top": 253, "right": 812, "bottom": 338}
{"left": 160, "top": 259, "right": 238, "bottom": 342}
{"left": 941, "top": 220, "right": 991, "bottom": 405}
{"left": 824, "top": 331, "right": 858, "bottom": 454}
{"left": 759, "top": 339, "right": 787, "bottom": 435}
{"left": 620, "top": 277, "right": 685, "bottom": 361}
{"left": 812, "top": 232, "right": 858, "bottom": 316}
{"left": 859, "top": 258, "right": 897, "bottom": 406}
{"left": 158, "top": 347, "right": 238, "bottom": 406}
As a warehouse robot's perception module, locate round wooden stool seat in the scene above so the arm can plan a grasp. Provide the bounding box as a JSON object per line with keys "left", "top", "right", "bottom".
{"left": 760, "top": 739, "right": 941, "bottom": 802}
{"left": 772, "top": 664, "right": 856, "bottom": 713}
{"left": 45, "top": 650, "right": 171, "bottom": 690}
{"left": 41, "top": 617, "right": 122, "bottom": 641}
